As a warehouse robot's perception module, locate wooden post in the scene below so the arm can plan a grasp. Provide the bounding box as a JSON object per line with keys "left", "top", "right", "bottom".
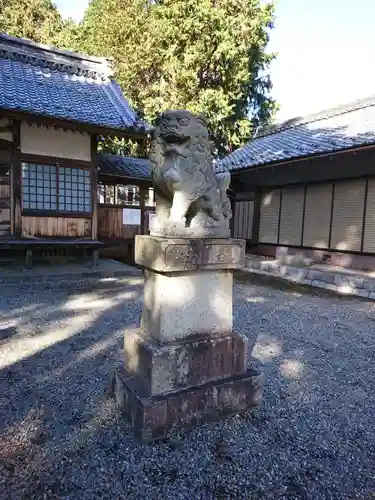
{"left": 25, "top": 248, "right": 32, "bottom": 268}
{"left": 11, "top": 121, "right": 21, "bottom": 239}
{"left": 140, "top": 185, "right": 147, "bottom": 235}
{"left": 92, "top": 249, "right": 99, "bottom": 267}
{"left": 91, "top": 135, "right": 98, "bottom": 241}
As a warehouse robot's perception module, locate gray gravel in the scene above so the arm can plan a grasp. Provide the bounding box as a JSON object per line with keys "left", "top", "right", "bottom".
{"left": 1, "top": 272, "right": 375, "bottom": 499}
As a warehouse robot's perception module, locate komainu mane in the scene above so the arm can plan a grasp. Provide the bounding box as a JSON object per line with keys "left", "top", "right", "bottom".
{"left": 150, "top": 110, "right": 231, "bottom": 237}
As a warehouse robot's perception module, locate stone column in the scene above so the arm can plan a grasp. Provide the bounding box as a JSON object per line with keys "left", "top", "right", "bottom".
{"left": 113, "top": 235, "right": 263, "bottom": 442}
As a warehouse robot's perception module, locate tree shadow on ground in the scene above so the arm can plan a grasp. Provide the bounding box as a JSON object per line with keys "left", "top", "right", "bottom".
{"left": 0, "top": 272, "right": 273, "bottom": 499}
{"left": 1, "top": 274, "right": 375, "bottom": 499}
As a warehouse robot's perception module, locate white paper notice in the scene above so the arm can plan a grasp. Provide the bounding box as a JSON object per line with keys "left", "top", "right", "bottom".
{"left": 148, "top": 212, "right": 157, "bottom": 233}
{"left": 123, "top": 208, "right": 141, "bottom": 225}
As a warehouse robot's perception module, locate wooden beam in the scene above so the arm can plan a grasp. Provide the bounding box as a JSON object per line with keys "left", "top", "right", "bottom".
{"left": 234, "top": 191, "right": 256, "bottom": 201}
{"left": 230, "top": 143, "right": 375, "bottom": 177}
{"left": 231, "top": 145, "right": 375, "bottom": 190}
{"left": 11, "top": 120, "right": 21, "bottom": 238}
{"left": 20, "top": 153, "right": 92, "bottom": 169}
{"left": 91, "top": 134, "right": 98, "bottom": 163}
{"left": 98, "top": 172, "right": 151, "bottom": 186}
{"left": 22, "top": 209, "right": 92, "bottom": 219}
{"left": 0, "top": 108, "right": 149, "bottom": 141}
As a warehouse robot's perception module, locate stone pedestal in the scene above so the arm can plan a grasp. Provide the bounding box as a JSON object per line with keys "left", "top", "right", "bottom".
{"left": 112, "top": 235, "right": 263, "bottom": 442}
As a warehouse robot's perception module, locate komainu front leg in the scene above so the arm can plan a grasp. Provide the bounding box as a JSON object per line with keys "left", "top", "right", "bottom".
{"left": 150, "top": 191, "right": 172, "bottom": 234}
{"left": 155, "top": 191, "right": 172, "bottom": 224}
{"left": 168, "top": 191, "right": 191, "bottom": 226}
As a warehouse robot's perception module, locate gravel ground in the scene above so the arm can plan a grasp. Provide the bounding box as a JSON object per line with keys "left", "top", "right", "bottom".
{"left": 1, "top": 272, "right": 375, "bottom": 499}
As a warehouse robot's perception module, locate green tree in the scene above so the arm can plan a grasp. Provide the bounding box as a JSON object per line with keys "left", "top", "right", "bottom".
{"left": 0, "top": 0, "right": 65, "bottom": 45}
{"left": 76, "top": 0, "right": 277, "bottom": 156}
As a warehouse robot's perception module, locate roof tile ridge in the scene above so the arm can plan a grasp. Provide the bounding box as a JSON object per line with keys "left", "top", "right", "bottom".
{"left": 257, "top": 96, "right": 375, "bottom": 139}
{"left": 0, "top": 32, "right": 112, "bottom": 80}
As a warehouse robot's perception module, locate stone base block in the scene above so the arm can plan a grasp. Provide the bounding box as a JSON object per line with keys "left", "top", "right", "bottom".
{"left": 135, "top": 235, "right": 245, "bottom": 272}
{"left": 112, "top": 366, "right": 263, "bottom": 442}
{"left": 141, "top": 268, "right": 233, "bottom": 341}
{"left": 124, "top": 328, "right": 249, "bottom": 396}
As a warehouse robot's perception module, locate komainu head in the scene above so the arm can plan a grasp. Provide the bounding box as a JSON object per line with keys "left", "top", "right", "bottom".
{"left": 150, "top": 110, "right": 212, "bottom": 175}
{"left": 157, "top": 109, "right": 208, "bottom": 147}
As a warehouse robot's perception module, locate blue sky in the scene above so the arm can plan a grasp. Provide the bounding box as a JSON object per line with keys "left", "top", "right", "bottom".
{"left": 55, "top": 0, "right": 375, "bottom": 121}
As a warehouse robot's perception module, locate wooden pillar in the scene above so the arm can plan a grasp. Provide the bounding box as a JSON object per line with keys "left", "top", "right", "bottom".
{"left": 11, "top": 121, "right": 21, "bottom": 239}
{"left": 140, "top": 185, "right": 147, "bottom": 235}
{"left": 91, "top": 135, "right": 98, "bottom": 240}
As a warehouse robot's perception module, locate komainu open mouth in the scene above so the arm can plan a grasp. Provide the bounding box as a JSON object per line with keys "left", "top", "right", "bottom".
{"left": 162, "top": 131, "right": 188, "bottom": 144}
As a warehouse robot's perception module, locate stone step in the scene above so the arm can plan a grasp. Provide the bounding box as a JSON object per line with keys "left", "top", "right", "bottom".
{"left": 244, "top": 256, "right": 375, "bottom": 300}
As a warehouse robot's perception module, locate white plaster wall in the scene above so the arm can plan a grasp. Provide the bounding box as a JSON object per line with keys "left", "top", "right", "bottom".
{"left": 0, "top": 118, "right": 13, "bottom": 143}
{"left": 21, "top": 123, "right": 91, "bottom": 161}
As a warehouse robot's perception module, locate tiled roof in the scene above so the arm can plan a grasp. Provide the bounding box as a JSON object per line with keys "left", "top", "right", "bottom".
{"left": 0, "top": 33, "right": 151, "bottom": 134}
{"left": 217, "top": 96, "right": 375, "bottom": 173}
{"left": 98, "top": 154, "right": 151, "bottom": 181}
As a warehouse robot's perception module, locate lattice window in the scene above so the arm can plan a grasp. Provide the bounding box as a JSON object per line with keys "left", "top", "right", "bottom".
{"left": 116, "top": 185, "right": 128, "bottom": 204}
{"left": 22, "top": 163, "right": 92, "bottom": 213}
{"left": 58, "top": 167, "right": 91, "bottom": 213}
{"left": 22, "top": 164, "right": 57, "bottom": 210}
{"left": 99, "top": 183, "right": 140, "bottom": 205}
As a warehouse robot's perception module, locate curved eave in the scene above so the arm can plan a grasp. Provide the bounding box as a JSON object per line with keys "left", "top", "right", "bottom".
{"left": 229, "top": 141, "right": 375, "bottom": 176}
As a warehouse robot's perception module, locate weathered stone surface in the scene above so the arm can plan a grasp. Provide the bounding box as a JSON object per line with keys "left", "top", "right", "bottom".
{"left": 275, "top": 254, "right": 313, "bottom": 267}
{"left": 352, "top": 289, "right": 369, "bottom": 298}
{"left": 311, "top": 280, "right": 337, "bottom": 291}
{"left": 278, "top": 265, "right": 288, "bottom": 276}
{"left": 149, "top": 110, "right": 232, "bottom": 238}
{"left": 141, "top": 269, "right": 233, "bottom": 342}
{"left": 285, "top": 268, "right": 307, "bottom": 282}
{"left": 336, "top": 284, "right": 354, "bottom": 295}
{"left": 363, "top": 280, "right": 375, "bottom": 293}
{"left": 260, "top": 263, "right": 272, "bottom": 272}
{"left": 306, "top": 270, "right": 324, "bottom": 281}
{"left": 244, "top": 258, "right": 375, "bottom": 300}
{"left": 348, "top": 278, "right": 365, "bottom": 289}
{"left": 123, "top": 328, "right": 248, "bottom": 396}
{"left": 334, "top": 274, "right": 349, "bottom": 286}
{"left": 113, "top": 149, "right": 262, "bottom": 442}
{"left": 301, "top": 279, "right": 313, "bottom": 286}
{"left": 113, "top": 366, "right": 263, "bottom": 442}
{"left": 307, "top": 270, "right": 335, "bottom": 284}
{"left": 249, "top": 259, "right": 261, "bottom": 270}
{"left": 135, "top": 235, "right": 245, "bottom": 272}
{"left": 335, "top": 274, "right": 365, "bottom": 289}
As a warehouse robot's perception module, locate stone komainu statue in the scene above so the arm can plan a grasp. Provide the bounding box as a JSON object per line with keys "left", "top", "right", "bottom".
{"left": 149, "top": 110, "right": 232, "bottom": 236}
